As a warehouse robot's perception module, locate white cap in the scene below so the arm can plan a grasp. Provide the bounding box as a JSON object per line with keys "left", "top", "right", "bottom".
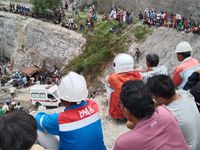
{"left": 175, "top": 41, "right": 192, "bottom": 53}
{"left": 57, "top": 72, "right": 88, "bottom": 102}
{"left": 113, "top": 53, "right": 134, "bottom": 74}
{"left": 11, "top": 101, "right": 16, "bottom": 105}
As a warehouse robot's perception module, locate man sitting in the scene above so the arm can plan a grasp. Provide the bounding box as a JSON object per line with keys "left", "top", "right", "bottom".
{"left": 114, "top": 80, "right": 189, "bottom": 150}
{"left": 147, "top": 75, "right": 200, "bottom": 150}
{"left": 105, "top": 53, "right": 142, "bottom": 119}
{"left": 139, "top": 53, "right": 168, "bottom": 82}
{"left": 172, "top": 41, "right": 200, "bottom": 89}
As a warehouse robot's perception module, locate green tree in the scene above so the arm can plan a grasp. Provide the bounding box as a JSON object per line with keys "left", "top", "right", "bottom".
{"left": 32, "top": 0, "right": 62, "bottom": 15}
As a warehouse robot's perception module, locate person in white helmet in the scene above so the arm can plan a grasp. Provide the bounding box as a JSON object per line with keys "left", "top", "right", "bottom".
{"left": 105, "top": 53, "right": 142, "bottom": 119}
{"left": 172, "top": 41, "right": 200, "bottom": 89}
{"left": 35, "top": 72, "right": 106, "bottom": 150}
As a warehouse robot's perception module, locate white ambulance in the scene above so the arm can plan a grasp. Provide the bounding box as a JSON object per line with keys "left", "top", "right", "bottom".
{"left": 30, "top": 84, "right": 61, "bottom": 107}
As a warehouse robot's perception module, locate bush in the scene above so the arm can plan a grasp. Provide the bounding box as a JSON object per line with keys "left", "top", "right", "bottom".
{"left": 132, "top": 25, "right": 152, "bottom": 41}
{"left": 32, "top": 0, "right": 62, "bottom": 15}
{"left": 63, "top": 20, "right": 128, "bottom": 81}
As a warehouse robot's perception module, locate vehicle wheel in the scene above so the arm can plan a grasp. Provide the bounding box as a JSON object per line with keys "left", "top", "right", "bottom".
{"left": 58, "top": 103, "right": 62, "bottom": 107}
{"left": 36, "top": 102, "right": 41, "bottom": 108}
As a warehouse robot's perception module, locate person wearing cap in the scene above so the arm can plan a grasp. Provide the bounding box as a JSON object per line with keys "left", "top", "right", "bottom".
{"left": 172, "top": 41, "right": 200, "bottom": 89}
{"left": 35, "top": 72, "right": 106, "bottom": 150}
{"left": 105, "top": 53, "right": 142, "bottom": 119}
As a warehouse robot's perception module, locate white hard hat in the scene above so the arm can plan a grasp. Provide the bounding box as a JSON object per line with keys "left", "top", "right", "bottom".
{"left": 113, "top": 53, "right": 134, "bottom": 74}
{"left": 11, "top": 101, "right": 16, "bottom": 105}
{"left": 57, "top": 72, "right": 88, "bottom": 102}
{"left": 175, "top": 41, "right": 192, "bottom": 53}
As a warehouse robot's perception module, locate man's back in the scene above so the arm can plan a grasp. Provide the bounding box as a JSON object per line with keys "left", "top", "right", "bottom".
{"left": 166, "top": 90, "right": 200, "bottom": 150}
{"left": 35, "top": 100, "right": 106, "bottom": 150}
{"left": 114, "top": 106, "right": 189, "bottom": 150}
{"left": 108, "top": 71, "right": 142, "bottom": 119}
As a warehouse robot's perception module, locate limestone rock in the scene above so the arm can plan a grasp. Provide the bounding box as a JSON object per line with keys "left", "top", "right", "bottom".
{"left": 0, "top": 11, "right": 86, "bottom": 70}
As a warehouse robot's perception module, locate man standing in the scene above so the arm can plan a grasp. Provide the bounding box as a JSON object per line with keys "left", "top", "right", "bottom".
{"left": 134, "top": 48, "right": 141, "bottom": 64}
{"left": 172, "top": 41, "right": 200, "bottom": 89}
{"left": 9, "top": 86, "right": 16, "bottom": 98}
{"left": 147, "top": 75, "right": 200, "bottom": 150}
{"left": 114, "top": 80, "right": 189, "bottom": 150}
{"left": 35, "top": 72, "right": 106, "bottom": 150}
{"left": 105, "top": 53, "right": 142, "bottom": 119}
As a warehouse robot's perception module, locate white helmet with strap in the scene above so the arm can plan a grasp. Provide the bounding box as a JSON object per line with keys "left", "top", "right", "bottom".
{"left": 113, "top": 53, "right": 134, "bottom": 74}
{"left": 175, "top": 41, "right": 192, "bottom": 53}
{"left": 57, "top": 72, "right": 88, "bottom": 102}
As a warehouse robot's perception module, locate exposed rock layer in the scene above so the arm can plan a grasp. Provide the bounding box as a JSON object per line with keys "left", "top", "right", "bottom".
{"left": 0, "top": 11, "right": 86, "bottom": 70}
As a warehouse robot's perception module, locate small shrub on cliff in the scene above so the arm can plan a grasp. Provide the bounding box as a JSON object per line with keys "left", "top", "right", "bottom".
{"left": 132, "top": 25, "right": 152, "bottom": 41}
{"left": 32, "top": 0, "right": 62, "bottom": 15}
{"left": 63, "top": 20, "right": 128, "bottom": 81}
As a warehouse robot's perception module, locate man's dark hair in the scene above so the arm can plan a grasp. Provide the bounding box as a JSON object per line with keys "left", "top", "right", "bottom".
{"left": 120, "top": 80, "right": 155, "bottom": 120}
{"left": 0, "top": 111, "right": 37, "bottom": 150}
{"left": 146, "top": 75, "right": 175, "bottom": 99}
{"left": 179, "top": 52, "right": 191, "bottom": 59}
{"left": 146, "top": 53, "right": 159, "bottom": 67}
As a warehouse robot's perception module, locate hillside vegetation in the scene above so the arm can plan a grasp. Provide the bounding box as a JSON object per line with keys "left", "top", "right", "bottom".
{"left": 63, "top": 20, "right": 128, "bottom": 81}
{"left": 62, "top": 9, "right": 155, "bottom": 83}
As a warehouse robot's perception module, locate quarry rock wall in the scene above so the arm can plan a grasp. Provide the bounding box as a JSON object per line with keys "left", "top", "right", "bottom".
{"left": 0, "top": 11, "right": 86, "bottom": 70}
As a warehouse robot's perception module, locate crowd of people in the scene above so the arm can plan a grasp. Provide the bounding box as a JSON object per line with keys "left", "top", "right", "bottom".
{"left": 9, "top": 3, "right": 31, "bottom": 15}
{"left": 139, "top": 8, "right": 200, "bottom": 34}
{"left": 102, "top": 7, "right": 134, "bottom": 24}
{"left": 0, "top": 41, "right": 200, "bottom": 150}
{"left": 3, "top": 2, "right": 65, "bottom": 24}
{"left": 1, "top": 2, "right": 200, "bottom": 150}
{"left": 105, "top": 41, "right": 200, "bottom": 149}
{"left": 4, "top": 2, "right": 200, "bottom": 36}
{"left": 0, "top": 100, "right": 23, "bottom": 116}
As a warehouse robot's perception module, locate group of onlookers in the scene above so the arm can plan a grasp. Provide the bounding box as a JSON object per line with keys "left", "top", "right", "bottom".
{"left": 0, "top": 41, "right": 200, "bottom": 150}
{"left": 139, "top": 8, "right": 200, "bottom": 34}
{"left": 106, "top": 41, "right": 200, "bottom": 149}
{"left": 0, "top": 100, "right": 23, "bottom": 116}
{"left": 9, "top": 3, "right": 31, "bottom": 15}
{"left": 102, "top": 7, "right": 134, "bottom": 24}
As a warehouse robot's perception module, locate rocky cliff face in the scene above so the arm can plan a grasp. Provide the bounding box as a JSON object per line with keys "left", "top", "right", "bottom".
{"left": 0, "top": 11, "right": 86, "bottom": 70}
{"left": 98, "top": 0, "right": 200, "bottom": 19}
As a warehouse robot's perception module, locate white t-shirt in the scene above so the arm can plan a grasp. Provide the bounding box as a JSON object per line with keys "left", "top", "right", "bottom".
{"left": 141, "top": 65, "right": 168, "bottom": 83}
{"left": 2, "top": 104, "right": 9, "bottom": 112}
{"left": 166, "top": 90, "right": 200, "bottom": 150}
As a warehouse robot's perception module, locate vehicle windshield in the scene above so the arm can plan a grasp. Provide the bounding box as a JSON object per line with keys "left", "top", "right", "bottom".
{"left": 52, "top": 90, "right": 59, "bottom": 99}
